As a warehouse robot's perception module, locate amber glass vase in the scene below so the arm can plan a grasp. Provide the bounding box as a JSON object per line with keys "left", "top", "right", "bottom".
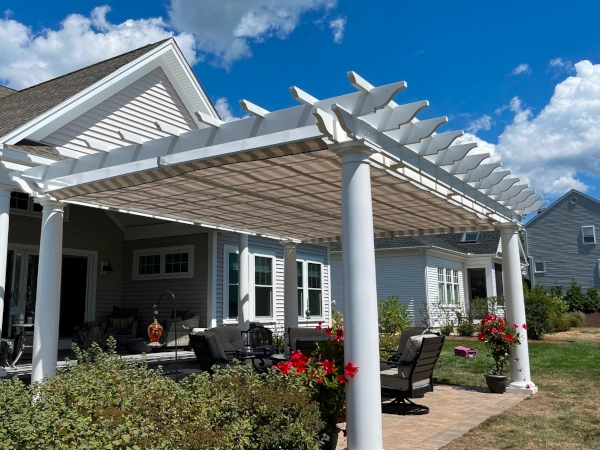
{"left": 148, "top": 319, "right": 163, "bottom": 343}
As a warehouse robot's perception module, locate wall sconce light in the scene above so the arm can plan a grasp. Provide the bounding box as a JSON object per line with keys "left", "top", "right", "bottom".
{"left": 100, "top": 260, "right": 114, "bottom": 274}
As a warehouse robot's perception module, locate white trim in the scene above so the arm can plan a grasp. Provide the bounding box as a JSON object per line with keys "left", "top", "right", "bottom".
{"left": 581, "top": 225, "right": 596, "bottom": 245}
{"left": 223, "top": 244, "right": 239, "bottom": 322}
{"left": 534, "top": 261, "right": 546, "bottom": 274}
{"left": 132, "top": 245, "right": 194, "bottom": 280}
{"left": 250, "top": 250, "right": 276, "bottom": 320}
{"left": 206, "top": 231, "right": 218, "bottom": 328}
{"left": 296, "top": 259, "right": 324, "bottom": 319}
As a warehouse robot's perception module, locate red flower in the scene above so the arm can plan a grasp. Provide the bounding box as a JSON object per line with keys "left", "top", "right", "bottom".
{"left": 274, "top": 361, "right": 292, "bottom": 375}
{"left": 526, "top": 384, "right": 531, "bottom": 389}
{"left": 507, "top": 335, "right": 514, "bottom": 342}
{"left": 522, "top": 323, "right": 528, "bottom": 330}
{"left": 337, "top": 373, "right": 348, "bottom": 385}
{"left": 315, "top": 377, "right": 324, "bottom": 384}
{"left": 499, "top": 324, "right": 505, "bottom": 332}
{"left": 500, "top": 333, "right": 506, "bottom": 339}
{"left": 477, "top": 333, "right": 485, "bottom": 341}
{"left": 321, "top": 359, "right": 335, "bottom": 376}
{"left": 325, "top": 327, "right": 333, "bottom": 337}
{"left": 513, "top": 323, "right": 519, "bottom": 329}
{"left": 315, "top": 321, "right": 323, "bottom": 330}
{"left": 345, "top": 362, "right": 359, "bottom": 378}
{"left": 491, "top": 327, "right": 498, "bottom": 334}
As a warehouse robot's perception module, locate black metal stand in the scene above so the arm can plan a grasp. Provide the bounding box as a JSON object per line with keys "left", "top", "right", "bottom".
{"left": 154, "top": 291, "right": 178, "bottom": 382}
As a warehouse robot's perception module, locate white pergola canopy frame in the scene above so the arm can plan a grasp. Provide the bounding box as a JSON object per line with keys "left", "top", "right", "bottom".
{"left": 4, "top": 72, "right": 542, "bottom": 449}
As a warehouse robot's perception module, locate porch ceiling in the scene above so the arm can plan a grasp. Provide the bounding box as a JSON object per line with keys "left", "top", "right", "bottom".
{"left": 46, "top": 146, "right": 494, "bottom": 243}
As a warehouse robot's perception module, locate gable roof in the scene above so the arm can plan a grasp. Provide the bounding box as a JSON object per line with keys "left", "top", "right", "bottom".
{"left": 330, "top": 230, "right": 501, "bottom": 255}
{"left": 0, "top": 86, "right": 16, "bottom": 99}
{"left": 524, "top": 189, "right": 600, "bottom": 228}
{"left": 0, "top": 40, "right": 169, "bottom": 139}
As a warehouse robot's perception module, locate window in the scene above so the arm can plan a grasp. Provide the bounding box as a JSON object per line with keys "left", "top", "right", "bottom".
{"left": 534, "top": 262, "right": 546, "bottom": 273}
{"left": 437, "top": 267, "right": 460, "bottom": 304}
{"left": 254, "top": 256, "right": 273, "bottom": 317}
{"left": 133, "top": 246, "right": 194, "bottom": 280}
{"left": 460, "top": 231, "right": 479, "bottom": 243}
{"left": 297, "top": 260, "right": 323, "bottom": 317}
{"left": 9, "top": 191, "right": 70, "bottom": 219}
{"left": 10, "top": 192, "right": 30, "bottom": 210}
{"left": 582, "top": 226, "right": 596, "bottom": 244}
{"left": 228, "top": 252, "right": 239, "bottom": 319}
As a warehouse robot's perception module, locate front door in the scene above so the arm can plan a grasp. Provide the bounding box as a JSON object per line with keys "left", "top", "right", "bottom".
{"left": 59, "top": 256, "right": 88, "bottom": 337}
{"left": 467, "top": 268, "right": 487, "bottom": 301}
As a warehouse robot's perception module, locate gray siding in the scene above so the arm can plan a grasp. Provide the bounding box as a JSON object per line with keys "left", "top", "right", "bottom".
{"left": 123, "top": 233, "right": 208, "bottom": 328}
{"left": 525, "top": 191, "right": 600, "bottom": 291}
{"left": 8, "top": 205, "right": 124, "bottom": 320}
{"left": 330, "top": 250, "right": 427, "bottom": 325}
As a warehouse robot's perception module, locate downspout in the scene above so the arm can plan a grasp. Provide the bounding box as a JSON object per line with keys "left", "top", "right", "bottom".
{"left": 522, "top": 228, "right": 535, "bottom": 288}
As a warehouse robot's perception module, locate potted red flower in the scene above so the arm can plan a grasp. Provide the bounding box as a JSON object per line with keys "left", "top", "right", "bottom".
{"left": 478, "top": 314, "right": 525, "bottom": 393}
{"left": 274, "top": 321, "right": 358, "bottom": 450}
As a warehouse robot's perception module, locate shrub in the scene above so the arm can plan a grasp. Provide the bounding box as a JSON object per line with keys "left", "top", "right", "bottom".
{"left": 524, "top": 286, "right": 553, "bottom": 340}
{"left": 565, "top": 311, "right": 586, "bottom": 328}
{"left": 549, "top": 284, "right": 564, "bottom": 299}
{"left": 378, "top": 296, "right": 411, "bottom": 334}
{"left": 440, "top": 324, "right": 454, "bottom": 336}
{"left": 471, "top": 296, "right": 504, "bottom": 320}
{"left": 565, "top": 280, "right": 586, "bottom": 312}
{"left": 551, "top": 314, "right": 571, "bottom": 333}
{"left": 583, "top": 287, "right": 600, "bottom": 313}
{"left": 456, "top": 309, "right": 477, "bottom": 337}
{"left": 0, "top": 339, "right": 322, "bottom": 450}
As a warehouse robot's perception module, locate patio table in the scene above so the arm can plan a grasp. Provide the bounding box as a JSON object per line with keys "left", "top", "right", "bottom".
{"left": 10, "top": 323, "right": 34, "bottom": 368}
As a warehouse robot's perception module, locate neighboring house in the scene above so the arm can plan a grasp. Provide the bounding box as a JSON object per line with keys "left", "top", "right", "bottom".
{"left": 330, "top": 231, "right": 524, "bottom": 325}
{"left": 524, "top": 189, "right": 600, "bottom": 291}
{"left": 0, "top": 39, "right": 330, "bottom": 348}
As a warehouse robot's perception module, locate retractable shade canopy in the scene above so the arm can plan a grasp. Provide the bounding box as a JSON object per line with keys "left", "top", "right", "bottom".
{"left": 10, "top": 72, "right": 547, "bottom": 243}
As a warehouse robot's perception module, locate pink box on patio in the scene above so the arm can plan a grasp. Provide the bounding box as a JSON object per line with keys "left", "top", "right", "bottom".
{"left": 454, "top": 346, "right": 478, "bottom": 358}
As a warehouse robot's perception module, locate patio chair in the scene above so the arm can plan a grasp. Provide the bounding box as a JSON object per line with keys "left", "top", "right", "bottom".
{"left": 380, "top": 327, "right": 428, "bottom": 370}
{"left": 287, "top": 327, "right": 329, "bottom": 356}
{"left": 103, "top": 306, "right": 139, "bottom": 346}
{"left": 189, "top": 326, "right": 272, "bottom": 373}
{"left": 380, "top": 332, "right": 445, "bottom": 415}
{"left": 246, "top": 325, "right": 277, "bottom": 357}
{"left": 160, "top": 315, "right": 201, "bottom": 348}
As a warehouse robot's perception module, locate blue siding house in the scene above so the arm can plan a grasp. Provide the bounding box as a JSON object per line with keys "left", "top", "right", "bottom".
{"left": 524, "top": 189, "right": 600, "bottom": 291}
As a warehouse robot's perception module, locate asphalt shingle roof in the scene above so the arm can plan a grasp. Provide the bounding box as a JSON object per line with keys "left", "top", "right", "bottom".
{"left": 10, "top": 139, "right": 67, "bottom": 161}
{"left": 330, "top": 230, "right": 501, "bottom": 255}
{"left": 0, "top": 40, "right": 169, "bottom": 138}
{"left": 0, "top": 86, "right": 16, "bottom": 99}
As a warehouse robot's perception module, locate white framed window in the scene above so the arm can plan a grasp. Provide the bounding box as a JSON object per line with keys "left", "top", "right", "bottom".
{"left": 297, "top": 260, "right": 323, "bottom": 317}
{"left": 460, "top": 231, "right": 479, "bottom": 243}
{"left": 253, "top": 254, "right": 274, "bottom": 318}
{"left": 534, "top": 261, "right": 546, "bottom": 273}
{"left": 132, "top": 245, "right": 194, "bottom": 280}
{"left": 10, "top": 191, "right": 70, "bottom": 220}
{"left": 223, "top": 246, "right": 239, "bottom": 320}
{"left": 582, "top": 226, "right": 596, "bottom": 244}
{"left": 437, "top": 267, "right": 460, "bottom": 304}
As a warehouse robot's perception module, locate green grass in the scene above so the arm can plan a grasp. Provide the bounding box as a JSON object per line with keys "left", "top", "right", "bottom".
{"left": 429, "top": 338, "right": 600, "bottom": 450}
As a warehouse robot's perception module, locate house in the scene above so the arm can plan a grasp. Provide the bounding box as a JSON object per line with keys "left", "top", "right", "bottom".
{"left": 0, "top": 37, "right": 543, "bottom": 444}
{"left": 330, "top": 230, "right": 526, "bottom": 325}
{"left": 0, "top": 39, "right": 331, "bottom": 350}
{"left": 524, "top": 189, "right": 600, "bottom": 291}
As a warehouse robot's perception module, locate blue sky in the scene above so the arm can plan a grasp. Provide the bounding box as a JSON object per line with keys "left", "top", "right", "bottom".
{"left": 1, "top": 0, "right": 600, "bottom": 207}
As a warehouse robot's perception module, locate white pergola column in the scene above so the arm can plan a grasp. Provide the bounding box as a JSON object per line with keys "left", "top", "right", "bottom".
{"left": 238, "top": 233, "right": 250, "bottom": 331}
{"left": 0, "top": 188, "right": 11, "bottom": 338}
{"left": 282, "top": 241, "right": 298, "bottom": 330}
{"left": 32, "top": 199, "right": 65, "bottom": 383}
{"left": 338, "top": 144, "right": 383, "bottom": 450}
{"left": 497, "top": 222, "right": 538, "bottom": 395}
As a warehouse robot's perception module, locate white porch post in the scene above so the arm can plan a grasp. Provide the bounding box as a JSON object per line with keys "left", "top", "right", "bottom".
{"left": 32, "top": 199, "right": 64, "bottom": 383}
{"left": 238, "top": 233, "right": 250, "bottom": 331}
{"left": 0, "top": 188, "right": 11, "bottom": 339}
{"left": 283, "top": 241, "right": 298, "bottom": 331}
{"left": 338, "top": 144, "right": 383, "bottom": 450}
{"left": 498, "top": 222, "right": 538, "bottom": 395}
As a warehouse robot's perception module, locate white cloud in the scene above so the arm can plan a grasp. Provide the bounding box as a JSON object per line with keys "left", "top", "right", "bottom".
{"left": 329, "top": 16, "right": 346, "bottom": 44}
{"left": 466, "top": 114, "right": 492, "bottom": 134}
{"left": 214, "top": 97, "right": 248, "bottom": 122}
{"left": 549, "top": 57, "right": 574, "bottom": 73}
{"left": 512, "top": 63, "right": 532, "bottom": 75}
{"left": 0, "top": 6, "right": 197, "bottom": 90}
{"left": 168, "top": 0, "right": 338, "bottom": 68}
{"left": 466, "top": 61, "right": 600, "bottom": 196}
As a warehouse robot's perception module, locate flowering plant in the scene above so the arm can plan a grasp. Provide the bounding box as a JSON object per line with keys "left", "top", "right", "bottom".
{"left": 478, "top": 314, "right": 526, "bottom": 375}
{"left": 274, "top": 321, "right": 358, "bottom": 436}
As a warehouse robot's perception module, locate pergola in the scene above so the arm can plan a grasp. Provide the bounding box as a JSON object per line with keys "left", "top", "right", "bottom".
{"left": 10, "top": 72, "right": 543, "bottom": 449}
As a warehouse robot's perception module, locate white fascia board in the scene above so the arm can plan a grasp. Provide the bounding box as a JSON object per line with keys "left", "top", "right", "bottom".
{"left": 2, "top": 40, "right": 175, "bottom": 145}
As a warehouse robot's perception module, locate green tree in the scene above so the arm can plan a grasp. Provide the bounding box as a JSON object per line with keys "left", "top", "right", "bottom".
{"left": 583, "top": 286, "right": 600, "bottom": 313}
{"left": 377, "top": 296, "right": 412, "bottom": 334}
{"left": 565, "top": 280, "right": 586, "bottom": 312}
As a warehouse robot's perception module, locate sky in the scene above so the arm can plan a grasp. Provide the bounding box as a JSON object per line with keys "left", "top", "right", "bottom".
{"left": 1, "top": 0, "right": 600, "bottom": 210}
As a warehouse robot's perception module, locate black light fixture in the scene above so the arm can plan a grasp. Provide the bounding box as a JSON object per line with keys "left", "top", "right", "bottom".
{"left": 153, "top": 290, "right": 179, "bottom": 382}
{"left": 101, "top": 260, "right": 114, "bottom": 274}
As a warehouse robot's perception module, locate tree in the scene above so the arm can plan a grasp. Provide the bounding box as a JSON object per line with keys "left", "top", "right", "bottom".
{"left": 377, "top": 296, "right": 411, "bottom": 334}
{"left": 565, "top": 280, "right": 586, "bottom": 312}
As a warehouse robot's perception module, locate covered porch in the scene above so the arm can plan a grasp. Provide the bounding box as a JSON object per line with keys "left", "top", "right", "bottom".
{"left": 7, "top": 72, "right": 545, "bottom": 449}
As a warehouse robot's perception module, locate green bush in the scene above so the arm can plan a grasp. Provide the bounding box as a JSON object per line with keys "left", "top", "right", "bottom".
{"left": 456, "top": 309, "right": 477, "bottom": 337}
{"left": 378, "top": 296, "right": 412, "bottom": 334}
{"left": 551, "top": 314, "right": 571, "bottom": 333}
{"left": 440, "top": 324, "right": 454, "bottom": 336}
{"left": 565, "top": 311, "right": 586, "bottom": 328}
{"left": 565, "top": 280, "right": 586, "bottom": 312}
{"left": 524, "top": 286, "right": 553, "bottom": 340}
{"left": 0, "top": 339, "right": 323, "bottom": 450}
{"left": 549, "top": 284, "right": 564, "bottom": 299}
{"left": 583, "top": 287, "right": 600, "bottom": 313}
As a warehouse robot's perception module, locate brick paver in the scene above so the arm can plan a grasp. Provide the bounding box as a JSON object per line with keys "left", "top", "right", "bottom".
{"left": 336, "top": 385, "right": 525, "bottom": 450}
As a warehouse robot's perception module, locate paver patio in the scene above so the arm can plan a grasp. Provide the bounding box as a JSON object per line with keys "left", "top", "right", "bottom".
{"left": 336, "top": 385, "right": 526, "bottom": 450}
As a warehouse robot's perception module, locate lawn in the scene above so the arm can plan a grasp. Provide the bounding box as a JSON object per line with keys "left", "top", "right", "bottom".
{"left": 429, "top": 335, "right": 600, "bottom": 450}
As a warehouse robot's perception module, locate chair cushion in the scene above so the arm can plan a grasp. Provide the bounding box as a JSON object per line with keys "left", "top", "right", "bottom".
{"left": 109, "top": 317, "right": 133, "bottom": 334}
{"left": 209, "top": 326, "right": 246, "bottom": 357}
{"left": 171, "top": 309, "right": 193, "bottom": 320}
{"left": 287, "top": 327, "right": 327, "bottom": 350}
{"left": 381, "top": 368, "right": 431, "bottom": 392}
{"left": 397, "top": 332, "right": 438, "bottom": 364}
{"left": 112, "top": 306, "right": 139, "bottom": 319}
